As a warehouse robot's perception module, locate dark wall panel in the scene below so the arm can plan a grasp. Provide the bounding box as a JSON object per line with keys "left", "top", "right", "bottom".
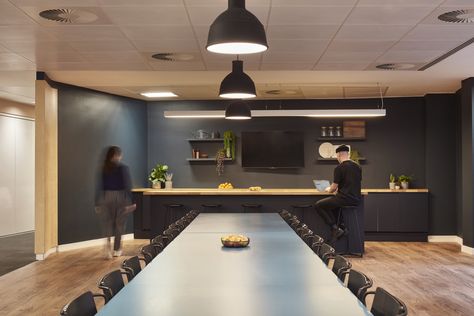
{"left": 58, "top": 85, "right": 148, "bottom": 244}
{"left": 148, "top": 98, "right": 426, "bottom": 190}
{"left": 425, "top": 94, "right": 458, "bottom": 235}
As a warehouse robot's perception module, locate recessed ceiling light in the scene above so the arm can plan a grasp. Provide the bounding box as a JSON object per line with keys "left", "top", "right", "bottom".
{"left": 376, "top": 63, "right": 416, "bottom": 70}
{"left": 438, "top": 9, "right": 474, "bottom": 23}
{"left": 140, "top": 92, "right": 178, "bottom": 98}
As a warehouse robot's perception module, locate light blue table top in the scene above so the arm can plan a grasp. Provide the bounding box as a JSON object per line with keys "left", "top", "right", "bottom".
{"left": 97, "top": 213, "right": 372, "bottom": 316}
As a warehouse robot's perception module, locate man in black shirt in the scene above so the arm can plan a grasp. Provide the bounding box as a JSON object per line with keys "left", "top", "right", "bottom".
{"left": 315, "top": 144, "right": 362, "bottom": 240}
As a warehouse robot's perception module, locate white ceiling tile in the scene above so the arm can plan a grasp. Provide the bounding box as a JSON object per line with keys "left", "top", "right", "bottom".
{"left": 327, "top": 40, "right": 395, "bottom": 52}
{"left": 334, "top": 25, "right": 412, "bottom": 40}
{"left": 267, "top": 25, "right": 339, "bottom": 40}
{"left": 206, "top": 62, "right": 260, "bottom": 71}
{"left": 132, "top": 39, "right": 200, "bottom": 52}
{"left": 0, "top": 62, "right": 36, "bottom": 71}
{"left": 0, "top": 2, "right": 35, "bottom": 25}
{"left": 320, "top": 51, "right": 382, "bottom": 62}
{"left": 149, "top": 61, "right": 206, "bottom": 71}
{"left": 86, "top": 62, "right": 151, "bottom": 70}
{"left": 1, "top": 40, "right": 76, "bottom": 53}
{"left": 260, "top": 63, "right": 314, "bottom": 70}
{"left": 99, "top": 0, "right": 178, "bottom": 5}
{"left": 20, "top": 51, "right": 85, "bottom": 62}
{"left": 80, "top": 51, "right": 146, "bottom": 63}
{"left": 272, "top": 0, "right": 357, "bottom": 5}
{"left": 201, "top": 51, "right": 262, "bottom": 62}
{"left": 403, "top": 24, "right": 474, "bottom": 41}
{"left": 269, "top": 6, "right": 353, "bottom": 25}
{"left": 187, "top": 5, "right": 269, "bottom": 26}
{"left": 102, "top": 6, "right": 189, "bottom": 25}
{"left": 377, "top": 50, "right": 445, "bottom": 63}
{"left": 358, "top": 0, "right": 443, "bottom": 6}
{"left": 19, "top": 6, "right": 113, "bottom": 26}
{"left": 440, "top": 0, "right": 474, "bottom": 7}
{"left": 120, "top": 25, "right": 195, "bottom": 40}
{"left": 0, "top": 44, "right": 10, "bottom": 53}
{"left": 314, "top": 62, "right": 371, "bottom": 70}
{"left": 262, "top": 52, "right": 319, "bottom": 63}
{"left": 184, "top": 0, "right": 271, "bottom": 6}
{"left": 267, "top": 39, "right": 329, "bottom": 52}
{"left": 392, "top": 40, "right": 465, "bottom": 51}
{"left": 299, "top": 86, "right": 344, "bottom": 99}
{"left": 0, "top": 52, "right": 32, "bottom": 63}
{"left": 67, "top": 40, "right": 136, "bottom": 52}
{"left": 36, "top": 62, "right": 92, "bottom": 70}
{"left": 41, "top": 26, "right": 126, "bottom": 41}
{"left": 10, "top": 0, "right": 98, "bottom": 6}
{"left": 420, "top": 6, "right": 474, "bottom": 25}
{"left": 345, "top": 6, "right": 435, "bottom": 25}
{"left": 0, "top": 26, "right": 58, "bottom": 41}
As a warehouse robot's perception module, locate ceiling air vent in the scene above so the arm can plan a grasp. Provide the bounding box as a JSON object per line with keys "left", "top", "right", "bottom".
{"left": 151, "top": 53, "right": 195, "bottom": 62}
{"left": 438, "top": 9, "right": 474, "bottom": 23}
{"left": 265, "top": 89, "right": 299, "bottom": 95}
{"left": 39, "top": 8, "right": 98, "bottom": 24}
{"left": 376, "top": 63, "right": 416, "bottom": 70}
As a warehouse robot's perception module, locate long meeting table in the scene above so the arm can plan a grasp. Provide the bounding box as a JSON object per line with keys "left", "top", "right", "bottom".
{"left": 96, "top": 213, "right": 372, "bottom": 316}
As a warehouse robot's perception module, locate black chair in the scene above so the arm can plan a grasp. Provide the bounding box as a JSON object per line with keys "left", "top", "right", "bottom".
{"left": 164, "top": 203, "right": 185, "bottom": 224}
{"left": 151, "top": 235, "right": 169, "bottom": 248}
{"left": 98, "top": 270, "right": 128, "bottom": 302}
{"left": 331, "top": 255, "right": 352, "bottom": 282}
{"left": 318, "top": 243, "right": 335, "bottom": 265}
{"left": 201, "top": 203, "right": 222, "bottom": 213}
{"left": 336, "top": 205, "right": 364, "bottom": 256}
{"left": 296, "top": 225, "right": 310, "bottom": 237}
{"left": 60, "top": 291, "right": 106, "bottom": 316}
{"left": 141, "top": 244, "right": 159, "bottom": 264}
{"left": 121, "top": 256, "right": 146, "bottom": 281}
{"left": 363, "top": 287, "right": 408, "bottom": 316}
{"left": 290, "top": 219, "right": 302, "bottom": 230}
{"left": 344, "top": 269, "right": 373, "bottom": 302}
{"left": 310, "top": 234, "right": 325, "bottom": 253}
{"left": 163, "top": 227, "right": 180, "bottom": 240}
{"left": 241, "top": 203, "right": 262, "bottom": 213}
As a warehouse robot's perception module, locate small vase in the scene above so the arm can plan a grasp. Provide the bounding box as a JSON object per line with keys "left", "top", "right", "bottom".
{"left": 165, "top": 181, "right": 173, "bottom": 189}
{"left": 152, "top": 182, "right": 161, "bottom": 189}
{"left": 389, "top": 182, "right": 395, "bottom": 190}
{"left": 401, "top": 182, "right": 409, "bottom": 190}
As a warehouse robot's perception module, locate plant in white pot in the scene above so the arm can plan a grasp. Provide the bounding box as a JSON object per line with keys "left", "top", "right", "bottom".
{"left": 389, "top": 174, "right": 396, "bottom": 190}
{"left": 398, "top": 175, "right": 413, "bottom": 190}
{"left": 148, "top": 164, "right": 168, "bottom": 189}
{"left": 164, "top": 172, "right": 173, "bottom": 189}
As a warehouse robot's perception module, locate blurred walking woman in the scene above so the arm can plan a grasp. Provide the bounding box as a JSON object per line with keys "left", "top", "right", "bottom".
{"left": 96, "top": 146, "right": 135, "bottom": 259}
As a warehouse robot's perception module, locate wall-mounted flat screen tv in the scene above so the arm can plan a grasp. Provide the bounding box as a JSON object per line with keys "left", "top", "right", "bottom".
{"left": 241, "top": 131, "right": 304, "bottom": 168}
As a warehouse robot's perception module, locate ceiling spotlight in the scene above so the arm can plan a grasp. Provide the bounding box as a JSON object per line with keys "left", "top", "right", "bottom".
{"left": 140, "top": 92, "right": 178, "bottom": 98}
{"left": 225, "top": 101, "right": 252, "bottom": 120}
{"left": 219, "top": 60, "right": 256, "bottom": 99}
{"left": 207, "top": 0, "right": 268, "bottom": 55}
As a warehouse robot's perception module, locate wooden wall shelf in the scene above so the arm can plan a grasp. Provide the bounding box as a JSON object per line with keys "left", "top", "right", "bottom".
{"left": 187, "top": 158, "right": 233, "bottom": 162}
{"left": 317, "top": 137, "right": 366, "bottom": 141}
{"left": 317, "top": 157, "right": 366, "bottom": 163}
{"left": 187, "top": 138, "right": 224, "bottom": 142}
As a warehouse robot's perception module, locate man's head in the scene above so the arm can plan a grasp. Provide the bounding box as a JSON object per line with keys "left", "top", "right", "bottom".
{"left": 335, "top": 145, "right": 350, "bottom": 163}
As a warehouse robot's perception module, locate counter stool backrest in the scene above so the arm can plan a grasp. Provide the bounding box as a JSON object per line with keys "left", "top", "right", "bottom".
{"left": 141, "top": 244, "right": 157, "bottom": 264}
{"left": 347, "top": 269, "right": 373, "bottom": 302}
{"left": 121, "top": 256, "right": 144, "bottom": 281}
{"left": 318, "top": 243, "right": 335, "bottom": 265}
{"left": 364, "top": 287, "right": 408, "bottom": 316}
{"left": 60, "top": 291, "right": 105, "bottom": 316}
{"left": 310, "top": 235, "right": 325, "bottom": 253}
{"left": 332, "top": 255, "right": 352, "bottom": 282}
{"left": 98, "top": 270, "right": 127, "bottom": 303}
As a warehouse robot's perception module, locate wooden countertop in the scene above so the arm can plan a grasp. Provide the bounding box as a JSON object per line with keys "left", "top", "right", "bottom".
{"left": 132, "top": 187, "right": 428, "bottom": 195}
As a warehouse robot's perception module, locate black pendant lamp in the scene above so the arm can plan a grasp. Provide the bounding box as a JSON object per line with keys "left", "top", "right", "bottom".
{"left": 207, "top": 0, "right": 268, "bottom": 55}
{"left": 225, "top": 100, "right": 251, "bottom": 120}
{"left": 219, "top": 59, "right": 256, "bottom": 99}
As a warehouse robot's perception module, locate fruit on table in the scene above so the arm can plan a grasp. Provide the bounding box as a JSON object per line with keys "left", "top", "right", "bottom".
{"left": 221, "top": 234, "right": 250, "bottom": 247}
{"left": 218, "top": 182, "right": 233, "bottom": 189}
{"left": 249, "top": 186, "right": 262, "bottom": 191}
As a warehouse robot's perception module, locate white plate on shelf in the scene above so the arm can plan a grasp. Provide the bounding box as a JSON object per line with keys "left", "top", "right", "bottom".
{"left": 318, "top": 142, "right": 334, "bottom": 158}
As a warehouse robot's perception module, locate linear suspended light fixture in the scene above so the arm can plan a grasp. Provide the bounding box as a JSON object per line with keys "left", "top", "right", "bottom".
{"left": 207, "top": 0, "right": 268, "bottom": 55}
{"left": 164, "top": 109, "right": 386, "bottom": 118}
{"left": 219, "top": 60, "right": 256, "bottom": 99}
{"left": 225, "top": 100, "right": 251, "bottom": 120}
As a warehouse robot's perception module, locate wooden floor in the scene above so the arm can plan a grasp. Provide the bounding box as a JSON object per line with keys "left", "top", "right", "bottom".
{"left": 0, "top": 240, "right": 473, "bottom": 315}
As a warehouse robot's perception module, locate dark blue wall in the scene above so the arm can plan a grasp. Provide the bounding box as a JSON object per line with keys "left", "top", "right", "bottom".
{"left": 58, "top": 85, "right": 148, "bottom": 244}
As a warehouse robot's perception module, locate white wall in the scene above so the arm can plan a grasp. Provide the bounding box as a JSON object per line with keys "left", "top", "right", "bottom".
{"left": 0, "top": 114, "right": 34, "bottom": 236}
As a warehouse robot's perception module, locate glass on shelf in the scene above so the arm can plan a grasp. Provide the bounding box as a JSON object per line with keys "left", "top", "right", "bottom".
{"left": 321, "top": 126, "right": 327, "bottom": 137}
{"left": 335, "top": 126, "right": 342, "bottom": 137}
{"left": 328, "top": 126, "right": 334, "bottom": 137}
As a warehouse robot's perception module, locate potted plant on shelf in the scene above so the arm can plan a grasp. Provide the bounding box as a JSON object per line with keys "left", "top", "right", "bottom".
{"left": 398, "top": 175, "right": 413, "bottom": 190}
{"left": 148, "top": 164, "right": 168, "bottom": 189}
{"left": 216, "top": 148, "right": 226, "bottom": 176}
{"left": 389, "top": 174, "right": 396, "bottom": 190}
{"left": 223, "top": 130, "right": 235, "bottom": 159}
{"left": 164, "top": 172, "right": 173, "bottom": 189}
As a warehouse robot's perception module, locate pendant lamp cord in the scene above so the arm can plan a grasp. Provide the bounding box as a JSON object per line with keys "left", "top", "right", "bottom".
{"left": 378, "top": 82, "right": 384, "bottom": 110}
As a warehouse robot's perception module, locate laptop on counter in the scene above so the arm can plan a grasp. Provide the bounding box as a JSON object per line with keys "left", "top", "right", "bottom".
{"left": 313, "top": 180, "right": 330, "bottom": 192}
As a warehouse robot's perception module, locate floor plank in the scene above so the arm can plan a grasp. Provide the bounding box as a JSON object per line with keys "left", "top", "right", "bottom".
{"left": 0, "top": 240, "right": 473, "bottom": 315}
{"left": 0, "top": 232, "right": 35, "bottom": 276}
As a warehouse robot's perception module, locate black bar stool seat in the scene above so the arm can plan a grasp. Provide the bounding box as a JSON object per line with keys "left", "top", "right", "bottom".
{"left": 201, "top": 203, "right": 222, "bottom": 213}
{"left": 242, "top": 203, "right": 262, "bottom": 213}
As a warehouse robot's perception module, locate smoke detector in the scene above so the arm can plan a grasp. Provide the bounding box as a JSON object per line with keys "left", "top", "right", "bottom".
{"left": 376, "top": 63, "right": 416, "bottom": 70}
{"left": 39, "top": 8, "right": 98, "bottom": 24}
{"left": 438, "top": 9, "right": 474, "bottom": 23}
{"left": 151, "top": 53, "right": 195, "bottom": 62}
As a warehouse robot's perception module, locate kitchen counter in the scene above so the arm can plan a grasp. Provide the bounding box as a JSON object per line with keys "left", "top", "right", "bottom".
{"left": 132, "top": 188, "right": 427, "bottom": 195}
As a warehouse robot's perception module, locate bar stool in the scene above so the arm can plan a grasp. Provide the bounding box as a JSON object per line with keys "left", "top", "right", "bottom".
{"left": 201, "top": 203, "right": 222, "bottom": 213}
{"left": 336, "top": 205, "right": 364, "bottom": 256}
{"left": 241, "top": 203, "right": 262, "bottom": 213}
{"left": 164, "top": 203, "right": 184, "bottom": 225}
{"left": 291, "top": 204, "right": 312, "bottom": 222}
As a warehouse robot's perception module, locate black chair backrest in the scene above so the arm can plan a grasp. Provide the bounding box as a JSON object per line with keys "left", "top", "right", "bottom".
{"left": 98, "top": 270, "right": 126, "bottom": 302}
{"left": 141, "top": 244, "right": 157, "bottom": 264}
{"left": 60, "top": 291, "right": 104, "bottom": 316}
{"left": 310, "top": 235, "right": 325, "bottom": 253}
{"left": 151, "top": 235, "right": 166, "bottom": 248}
{"left": 318, "top": 243, "right": 335, "bottom": 265}
{"left": 332, "top": 255, "right": 352, "bottom": 281}
{"left": 368, "top": 287, "right": 408, "bottom": 316}
{"left": 122, "top": 256, "right": 142, "bottom": 281}
{"left": 347, "top": 269, "right": 373, "bottom": 302}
